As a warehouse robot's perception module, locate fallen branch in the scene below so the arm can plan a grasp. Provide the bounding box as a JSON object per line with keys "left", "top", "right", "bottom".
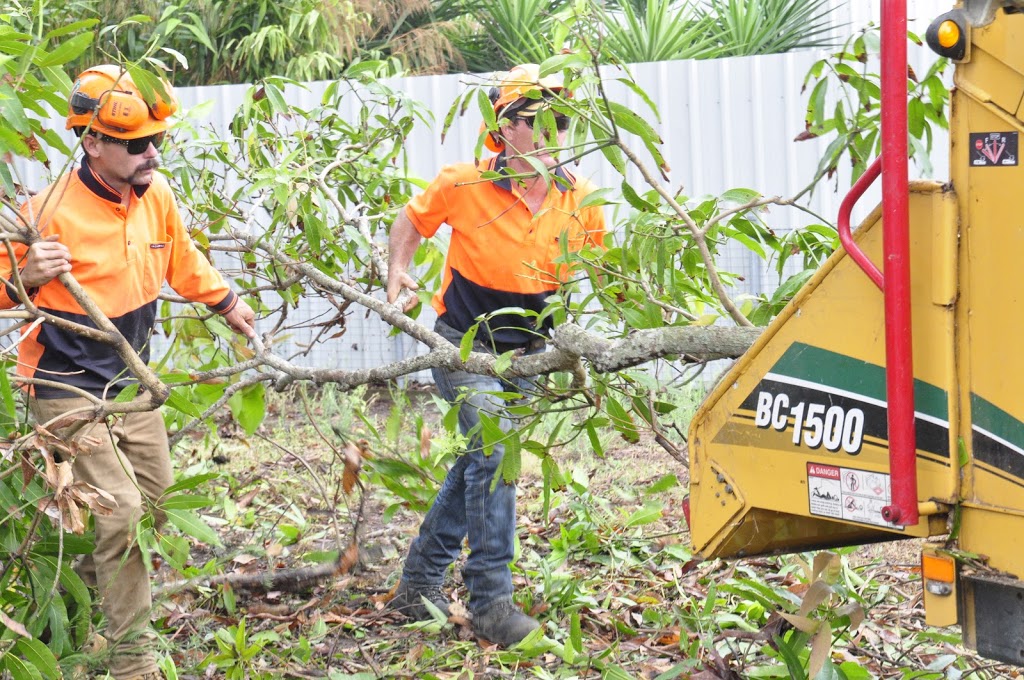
{"left": 156, "top": 543, "right": 359, "bottom": 597}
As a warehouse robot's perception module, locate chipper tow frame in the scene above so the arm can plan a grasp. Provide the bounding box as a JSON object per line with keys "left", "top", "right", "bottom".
{"left": 686, "top": 0, "right": 1024, "bottom": 665}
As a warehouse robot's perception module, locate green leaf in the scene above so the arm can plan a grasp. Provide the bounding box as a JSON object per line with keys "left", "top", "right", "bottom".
{"left": 30, "top": 532, "right": 94, "bottom": 556}
{"left": 578, "top": 187, "right": 618, "bottom": 209}
{"left": 263, "top": 82, "right": 288, "bottom": 115}
{"left": 570, "top": 610, "right": 583, "bottom": 651}
{"left": 500, "top": 431, "right": 521, "bottom": 484}
{"left": 604, "top": 101, "right": 662, "bottom": 144}
{"left": 43, "top": 19, "right": 99, "bottom": 40}
{"left": 585, "top": 419, "right": 604, "bottom": 456}
{"left": 478, "top": 87, "right": 496, "bottom": 130}
{"left": 493, "top": 350, "right": 513, "bottom": 376}
{"left": 605, "top": 397, "right": 640, "bottom": 443}
{"left": 164, "top": 388, "right": 203, "bottom": 418}
{"left": 165, "top": 508, "right": 223, "bottom": 547}
{"left": 459, "top": 324, "right": 478, "bottom": 362}
{"left": 720, "top": 188, "right": 762, "bottom": 204}
{"left": 624, "top": 502, "right": 662, "bottom": 527}
{"left": 621, "top": 181, "right": 657, "bottom": 212}
{"left": 182, "top": 20, "right": 215, "bottom": 52}
{"left": 807, "top": 78, "right": 828, "bottom": 128}
{"left": 114, "top": 384, "right": 141, "bottom": 403}
{"left": 645, "top": 474, "right": 678, "bottom": 495}
{"left": 600, "top": 143, "right": 627, "bottom": 174}
{"left": 302, "top": 550, "right": 340, "bottom": 564}
{"left": 0, "top": 83, "right": 32, "bottom": 135}
{"left": 602, "top": 664, "right": 634, "bottom": 680}
{"left": 538, "top": 53, "right": 588, "bottom": 77}
{"left": 35, "top": 33, "right": 93, "bottom": 67}
{"left": 159, "top": 494, "right": 213, "bottom": 511}
{"left": 164, "top": 472, "right": 220, "bottom": 494}
{"left": 13, "top": 639, "right": 60, "bottom": 680}
{"left": 2, "top": 654, "right": 44, "bottom": 680}
{"left": 159, "top": 47, "right": 189, "bottom": 70}
{"left": 774, "top": 632, "right": 809, "bottom": 680}
{"left": 227, "top": 382, "right": 266, "bottom": 436}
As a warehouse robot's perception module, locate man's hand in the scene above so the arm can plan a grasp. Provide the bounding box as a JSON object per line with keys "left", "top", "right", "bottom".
{"left": 387, "top": 271, "right": 420, "bottom": 313}
{"left": 224, "top": 298, "right": 257, "bottom": 339}
{"left": 387, "top": 211, "right": 423, "bottom": 314}
{"left": 21, "top": 234, "right": 71, "bottom": 288}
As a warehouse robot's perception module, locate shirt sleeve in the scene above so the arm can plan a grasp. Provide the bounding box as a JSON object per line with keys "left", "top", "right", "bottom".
{"left": 404, "top": 166, "right": 459, "bottom": 239}
{"left": 158, "top": 181, "right": 235, "bottom": 313}
{"left": 1, "top": 204, "right": 37, "bottom": 309}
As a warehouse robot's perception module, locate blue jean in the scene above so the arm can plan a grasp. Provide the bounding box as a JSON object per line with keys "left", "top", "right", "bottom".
{"left": 401, "top": 320, "right": 541, "bottom": 614}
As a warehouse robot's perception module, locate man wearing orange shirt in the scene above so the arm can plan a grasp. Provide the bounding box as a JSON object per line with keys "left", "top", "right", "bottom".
{"left": 5, "top": 65, "right": 254, "bottom": 680}
{"left": 386, "top": 64, "right": 605, "bottom": 646}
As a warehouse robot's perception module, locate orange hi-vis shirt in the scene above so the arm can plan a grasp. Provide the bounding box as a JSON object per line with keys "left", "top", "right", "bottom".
{"left": 5, "top": 157, "right": 238, "bottom": 398}
{"left": 405, "top": 152, "right": 605, "bottom": 347}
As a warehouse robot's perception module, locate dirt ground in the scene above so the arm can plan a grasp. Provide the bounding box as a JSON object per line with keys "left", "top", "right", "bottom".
{"left": 149, "top": 384, "right": 1015, "bottom": 679}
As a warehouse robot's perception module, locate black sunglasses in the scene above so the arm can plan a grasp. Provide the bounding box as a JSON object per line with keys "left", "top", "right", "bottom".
{"left": 519, "top": 115, "right": 571, "bottom": 132}
{"left": 97, "top": 132, "right": 166, "bottom": 155}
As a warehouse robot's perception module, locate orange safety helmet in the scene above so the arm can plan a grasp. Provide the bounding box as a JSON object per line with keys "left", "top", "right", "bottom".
{"left": 482, "top": 64, "right": 565, "bottom": 153}
{"left": 66, "top": 65, "right": 178, "bottom": 139}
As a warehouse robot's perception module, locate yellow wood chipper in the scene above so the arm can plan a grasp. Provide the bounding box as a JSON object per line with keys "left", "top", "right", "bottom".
{"left": 685, "top": 0, "right": 1024, "bottom": 665}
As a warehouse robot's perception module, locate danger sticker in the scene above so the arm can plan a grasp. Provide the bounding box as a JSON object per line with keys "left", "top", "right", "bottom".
{"left": 807, "top": 463, "right": 902, "bottom": 530}
{"left": 970, "top": 132, "right": 1018, "bottom": 167}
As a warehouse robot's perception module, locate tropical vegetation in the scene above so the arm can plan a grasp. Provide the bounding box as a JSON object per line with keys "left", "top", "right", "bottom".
{"left": 36, "top": 0, "right": 838, "bottom": 86}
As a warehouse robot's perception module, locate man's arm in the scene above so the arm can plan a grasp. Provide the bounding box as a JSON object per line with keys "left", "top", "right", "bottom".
{"left": 387, "top": 209, "right": 423, "bottom": 313}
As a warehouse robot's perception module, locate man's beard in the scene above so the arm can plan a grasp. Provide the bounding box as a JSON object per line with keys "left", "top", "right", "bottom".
{"left": 127, "top": 159, "right": 160, "bottom": 185}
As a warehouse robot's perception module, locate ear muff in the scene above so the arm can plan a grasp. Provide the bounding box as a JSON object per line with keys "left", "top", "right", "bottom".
{"left": 482, "top": 123, "right": 504, "bottom": 153}
{"left": 149, "top": 95, "right": 177, "bottom": 121}
{"left": 70, "top": 84, "right": 151, "bottom": 132}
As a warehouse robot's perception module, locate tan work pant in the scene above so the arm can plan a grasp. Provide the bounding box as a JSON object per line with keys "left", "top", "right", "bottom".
{"left": 31, "top": 396, "right": 172, "bottom": 679}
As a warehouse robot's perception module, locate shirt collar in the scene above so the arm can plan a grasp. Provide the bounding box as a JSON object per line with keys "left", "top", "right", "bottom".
{"left": 486, "top": 150, "right": 574, "bottom": 194}
{"left": 77, "top": 155, "right": 151, "bottom": 203}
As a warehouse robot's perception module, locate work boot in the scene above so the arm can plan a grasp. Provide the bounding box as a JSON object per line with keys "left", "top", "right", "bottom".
{"left": 389, "top": 580, "right": 451, "bottom": 621}
{"left": 471, "top": 599, "right": 540, "bottom": 646}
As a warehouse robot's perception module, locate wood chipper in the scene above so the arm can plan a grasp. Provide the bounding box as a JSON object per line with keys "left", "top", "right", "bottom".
{"left": 685, "top": 0, "right": 1024, "bottom": 666}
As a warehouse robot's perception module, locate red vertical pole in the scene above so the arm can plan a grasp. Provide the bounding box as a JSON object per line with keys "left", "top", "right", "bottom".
{"left": 880, "top": 0, "right": 918, "bottom": 526}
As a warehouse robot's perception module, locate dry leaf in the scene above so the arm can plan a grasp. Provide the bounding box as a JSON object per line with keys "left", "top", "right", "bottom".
{"left": 69, "top": 482, "right": 117, "bottom": 515}
{"left": 813, "top": 551, "right": 841, "bottom": 583}
{"left": 787, "top": 581, "right": 810, "bottom": 597}
{"left": 656, "top": 629, "right": 681, "bottom": 646}
{"left": 877, "top": 627, "right": 902, "bottom": 645}
{"left": 419, "top": 426, "right": 432, "bottom": 460}
{"left": 808, "top": 624, "right": 833, "bottom": 679}
{"left": 834, "top": 602, "right": 865, "bottom": 631}
{"left": 0, "top": 608, "right": 32, "bottom": 639}
{"left": 55, "top": 461, "right": 74, "bottom": 495}
{"left": 798, "top": 580, "right": 833, "bottom": 617}
{"left": 779, "top": 612, "right": 821, "bottom": 634}
{"left": 337, "top": 540, "right": 359, "bottom": 574}
{"left": 236, "top": 488, "right": 260, "bottom": 508}
{"left": 342, "top": 442, "right": 362, "bottom": 494}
